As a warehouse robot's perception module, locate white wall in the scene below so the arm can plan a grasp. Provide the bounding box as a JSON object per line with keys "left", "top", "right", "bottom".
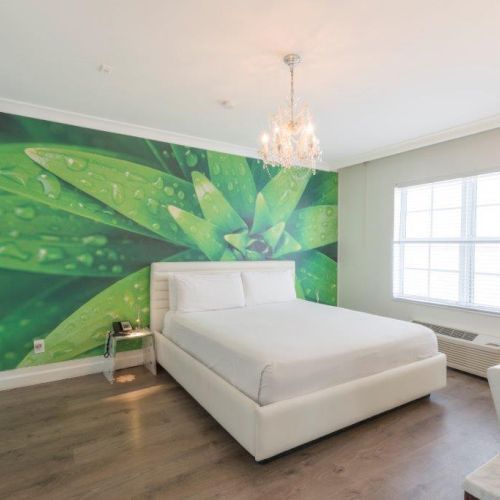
{"left": 338, "top": 128, "right": 500, "bottom": 338}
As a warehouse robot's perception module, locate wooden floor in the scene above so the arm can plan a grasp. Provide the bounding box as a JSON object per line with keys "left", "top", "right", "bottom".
{"left": 0, "top": 367, "right": 498, "bottom": 500}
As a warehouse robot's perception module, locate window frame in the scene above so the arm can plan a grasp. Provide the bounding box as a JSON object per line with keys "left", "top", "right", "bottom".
{"left": 392, "top": 171, "right": 500, "bottom": 316}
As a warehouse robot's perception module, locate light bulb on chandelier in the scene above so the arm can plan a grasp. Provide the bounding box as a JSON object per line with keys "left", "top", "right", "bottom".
{"left": 259, "top": 53, "right": 322, "bottom": 172}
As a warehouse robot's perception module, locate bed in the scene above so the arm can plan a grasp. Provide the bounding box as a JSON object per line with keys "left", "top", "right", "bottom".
{"left": 150, "top": 261, "right": 447, "bottom": 461}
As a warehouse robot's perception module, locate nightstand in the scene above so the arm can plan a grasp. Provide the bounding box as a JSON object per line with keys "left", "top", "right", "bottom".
{"left": 103, "top": 328, "right": 157, "bottom": 383}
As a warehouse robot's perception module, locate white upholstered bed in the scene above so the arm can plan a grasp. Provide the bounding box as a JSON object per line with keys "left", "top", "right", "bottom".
{"left": 150, "top": 261, "right": 447, "bottom": 461}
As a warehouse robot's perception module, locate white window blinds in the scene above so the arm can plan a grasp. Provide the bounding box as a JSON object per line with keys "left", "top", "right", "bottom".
{"left": 393, "top": 171, "right": 500, "bottom": 313}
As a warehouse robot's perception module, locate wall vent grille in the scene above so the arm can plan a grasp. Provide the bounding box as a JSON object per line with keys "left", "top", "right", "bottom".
{"left": 413, "top": 321, "right": 500, "bottom": 378}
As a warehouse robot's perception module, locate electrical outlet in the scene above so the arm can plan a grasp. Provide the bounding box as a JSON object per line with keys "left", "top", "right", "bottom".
{"left": 34, "top": 339, "right": 45, "bottom": 354}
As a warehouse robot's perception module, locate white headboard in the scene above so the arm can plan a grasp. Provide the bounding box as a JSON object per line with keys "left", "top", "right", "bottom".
{"left": 149, "top": 260, "right": 295, "bottom": 332}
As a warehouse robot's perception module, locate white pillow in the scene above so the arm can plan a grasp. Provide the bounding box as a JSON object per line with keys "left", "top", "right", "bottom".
{"left": 170, "top": 272, "right": 245, "bottom": 313}
{"left": 242, "top": 270, "right": 296, "bottom": 306}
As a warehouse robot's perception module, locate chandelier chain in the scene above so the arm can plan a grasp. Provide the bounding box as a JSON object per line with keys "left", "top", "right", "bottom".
{"left": 290, "top": 62, "right": 294, "bottom": 125}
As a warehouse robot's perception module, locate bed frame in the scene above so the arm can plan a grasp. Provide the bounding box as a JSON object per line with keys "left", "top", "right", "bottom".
{"left": 150, "top": 261, "right": 447, "bottom": 461}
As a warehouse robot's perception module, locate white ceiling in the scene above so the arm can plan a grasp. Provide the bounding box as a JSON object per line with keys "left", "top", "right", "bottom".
{"left": 1, "top": 0, "right": 500, "bottom": 169}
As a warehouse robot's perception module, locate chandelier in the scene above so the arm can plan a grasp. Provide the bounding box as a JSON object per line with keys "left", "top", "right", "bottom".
{"left": 259, "top": 53, "right": 321, "bottom": 171}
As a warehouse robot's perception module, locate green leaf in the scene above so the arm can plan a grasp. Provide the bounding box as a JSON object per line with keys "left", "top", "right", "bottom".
{"left": 25, "top": 147, "right": 202, "bottom": 246}
{"left": 166, "top": 248, "right": 210, "bottom": 262}
{"left": 207, "top": 151, "right": 256, "bottom": 221}
{"left": 143, "top": 139, "right": 174, "bottom": 174}
{"left": 17, "top": 249, "right": 206, "bottom": 367}
{"left": 168, "top": 205, "right": 226, "bottom": 260}
{"left": 287, "top": 205, "right": 338, "bottom": 251}
{"left": 18, "top": 268, "right": 150, "bottom": 367}
{"left": 171, "top": 145, "right": 209, "bottom": 179}
{"left": 0, "top": 144, "right": 157, "bottom": 238}
{"left": 245, "top": 250, "right": 263, "bottom": 261}
{"left": 224, "top": 230, "right": 252, "bottom": 254}
{"left": 295, "top": 251, "right": 337, "bottom": 305}
{"left": 192, "top": 172, "right": 246, "bottom": 233}
{"left": 221, "top": 248, "right": 238, "bottom": 261}
{"left": 261, "top": 222, "right": 285, "bottom": 250}
{"left": 2, "top": 115, "right": 171, "bottom": 171}
{"left": 298, "top": 170, "right": 338, "bottom": 207}
{"left": 0, "top": 276, "right": 112, "bottom": 370}
{"left": 0, "top": 269, "right": 52, "bottom": 318}
{"left": 273, "top": 232, "right": 302, "bottom": 258}
{"left": 248, "top": 159, "right": 280, "bottom": 191}
{"left": 259, "top": 168, "right": 312, "bottom": 225}
{"left": 0, "top": 192, "right": 171, "bottom": 276}
{"left": 72, "top": 345, "right": 108, "bottom": 359}
{"left": 251, "top": 192, "right": 274, "bottom": 233}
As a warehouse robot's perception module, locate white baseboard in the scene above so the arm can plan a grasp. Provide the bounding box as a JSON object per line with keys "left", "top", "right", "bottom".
{"left": 0, "top": 350, "right": 144, "bottom": 391}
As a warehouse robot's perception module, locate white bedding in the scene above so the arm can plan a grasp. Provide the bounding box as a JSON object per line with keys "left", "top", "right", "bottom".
{"left": 162, "top": 300, "right": 438, "bottom": 406}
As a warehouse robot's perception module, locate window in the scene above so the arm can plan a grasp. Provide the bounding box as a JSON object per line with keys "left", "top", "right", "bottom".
{"left": 393, "top": 171, "right": 500, "bottom": 313}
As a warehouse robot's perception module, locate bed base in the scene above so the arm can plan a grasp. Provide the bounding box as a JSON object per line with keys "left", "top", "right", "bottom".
{"left": 155, "top": 332, "right": 447, "bottom": 461}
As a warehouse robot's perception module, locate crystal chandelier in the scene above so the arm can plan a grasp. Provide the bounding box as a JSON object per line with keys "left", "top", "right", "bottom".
{"left": 259, "top": 53, "right": 322, "bottom": 171}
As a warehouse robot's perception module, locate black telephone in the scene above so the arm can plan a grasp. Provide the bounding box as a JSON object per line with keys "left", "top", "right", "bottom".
{"left": 112, "top": 321, "right": 133, "bottom": 336}
{"left": 104, "top": 321, "right": 133, "bottom": 358}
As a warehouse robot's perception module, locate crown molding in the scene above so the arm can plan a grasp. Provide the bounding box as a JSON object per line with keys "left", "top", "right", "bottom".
{"left": 0, "top": 98, "right": 340, "bottom": 172}
{"left": 0, "top": 98, "right": 261, "bottom": 161}
{"left": 0, "top": 98, "right": 335, "bottom": 171}
{"left": 3, "top": 98, "right": 499, "bottom": 172}
{"left": 333, "top": 113, "right": 500, "bottom": 169}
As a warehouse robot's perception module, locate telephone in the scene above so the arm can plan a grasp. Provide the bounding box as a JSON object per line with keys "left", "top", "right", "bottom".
{"left": 112, "top": 321, "right": 133, "bottom": 336}
{"left": 104, "top": 320, "right": 133, "bottom": 358}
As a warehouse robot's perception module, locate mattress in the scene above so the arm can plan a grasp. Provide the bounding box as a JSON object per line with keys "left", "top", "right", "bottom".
{"left": 162, "top": 300, "right": 438, "bottom": 406}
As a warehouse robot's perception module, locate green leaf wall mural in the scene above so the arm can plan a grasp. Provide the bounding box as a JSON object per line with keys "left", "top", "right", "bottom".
{"left": 0, "top": 112, "right": 338, "bottom": 371}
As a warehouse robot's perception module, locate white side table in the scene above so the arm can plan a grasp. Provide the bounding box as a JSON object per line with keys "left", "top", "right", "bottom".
{"left": 103, "top": 328, "right": 157, "bottom": 383}
{"left": 464, "top": 454, "right": 500, "bottom": 500}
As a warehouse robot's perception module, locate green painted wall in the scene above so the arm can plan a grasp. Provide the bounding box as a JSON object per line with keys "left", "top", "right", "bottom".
{"left": 0, "top": 112, "right": 338, "bottom": 371}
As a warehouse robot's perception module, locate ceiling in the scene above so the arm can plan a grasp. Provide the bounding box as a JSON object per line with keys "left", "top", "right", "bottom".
{"left": 1, "top": 0, "right": 500, "bottom": 170}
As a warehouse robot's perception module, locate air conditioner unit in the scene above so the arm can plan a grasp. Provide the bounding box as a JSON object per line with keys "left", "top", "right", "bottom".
{"left": 413, "top": 321, "right": 500, "bottom": 378}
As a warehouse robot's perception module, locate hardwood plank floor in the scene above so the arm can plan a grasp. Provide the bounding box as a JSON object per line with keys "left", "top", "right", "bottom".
{"left": 0, "top": 366, "right": 498, "bottom": 500}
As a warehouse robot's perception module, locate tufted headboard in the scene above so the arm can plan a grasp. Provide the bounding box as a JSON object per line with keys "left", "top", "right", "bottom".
{"left": 149, "top": 260, "right": 295, "bottom": 332}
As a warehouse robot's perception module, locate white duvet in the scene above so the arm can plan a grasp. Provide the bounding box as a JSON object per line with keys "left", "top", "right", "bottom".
{"left": 162, "top": 300, "right": 438, "bottom": 406}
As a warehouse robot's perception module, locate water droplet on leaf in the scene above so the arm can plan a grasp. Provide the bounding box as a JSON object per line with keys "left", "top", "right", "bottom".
{"left": 83, "top": 234, "right": 108, "bottom": 246}
{"left": 133, "top": 189, "right": 145, "bottom": 200}
{"left": 112, "top": 183, "right": 124, "bottom": 204}
{"left": 153, "top": 177, "right": 164, "bottom": 190}
{"left": 36, "top": 246, "right": 65, "bottom": 263}
{"left": 37, "top": 173, "right": 61, "bottom": 199}
{"left": 76, "top": 253, "right": 94, "bottom": 267}
{"left": 186, "top": 152, "right": 198, "bottom": 167}
{"left": 66, "top": 157, "right": 87, "bottom": 171}
{"left": 0, "top": 166, "right": 28, "bottom": 186}
{"left": 14, "top": 206, "right": 36, "bottom": 220}
{"left": 0, "top": 243, "right": 29, "bottom": 260}
{"left": 80, "top": 179, "right": 93, "bottom": 188}
{"left": 147, "top": 198, "right": 159, "bottom": 214}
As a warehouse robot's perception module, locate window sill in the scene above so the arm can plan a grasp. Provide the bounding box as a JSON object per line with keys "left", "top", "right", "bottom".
{"left": 392, "top": 296, "right": 500, "bottom": 318}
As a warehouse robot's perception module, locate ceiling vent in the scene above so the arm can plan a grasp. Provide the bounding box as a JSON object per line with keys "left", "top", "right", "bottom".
{"left": 413, "top": 321, "right": 500, "bottom": 378}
